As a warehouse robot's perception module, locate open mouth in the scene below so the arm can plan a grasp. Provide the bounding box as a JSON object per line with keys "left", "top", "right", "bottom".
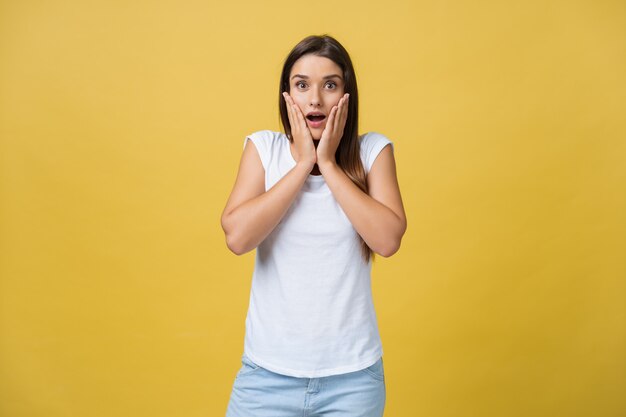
{"left": 306, "top": 114, "right": 326, "bottom": 122}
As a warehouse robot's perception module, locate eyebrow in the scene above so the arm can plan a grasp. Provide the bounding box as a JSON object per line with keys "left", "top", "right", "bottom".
{"left": 291, "top": 74, "right": 343, "bottom": 81}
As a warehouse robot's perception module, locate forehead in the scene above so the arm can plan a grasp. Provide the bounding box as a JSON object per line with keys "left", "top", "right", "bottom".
{"left": 290, "top": 54, "right": 342, "bottom": 78}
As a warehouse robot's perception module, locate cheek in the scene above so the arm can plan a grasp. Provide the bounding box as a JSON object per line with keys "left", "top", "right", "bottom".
{"left": 331, "top": 93, "right": 345, "bottom": 107}
{"left": 296, "top": 98, "right": 308, "bottom": 108}
{"left": 290, "top": 95, "right": 307, "bottom": 110}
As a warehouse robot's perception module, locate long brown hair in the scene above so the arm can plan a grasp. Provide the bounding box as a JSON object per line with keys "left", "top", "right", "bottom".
{"left": 278, "top": 34, "right": 374, "bottom": 264}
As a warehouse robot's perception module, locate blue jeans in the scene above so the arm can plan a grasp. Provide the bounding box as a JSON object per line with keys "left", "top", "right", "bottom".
{"left": 226, "top": 353, "right": 386, "bottom": 417}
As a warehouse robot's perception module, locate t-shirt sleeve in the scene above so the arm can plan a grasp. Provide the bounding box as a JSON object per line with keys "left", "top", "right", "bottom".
{"left": 243, "top": 130, "right": 271, "bottom": 171}
{"left": 360, "top": 132, "right": 394, "bottom": 174}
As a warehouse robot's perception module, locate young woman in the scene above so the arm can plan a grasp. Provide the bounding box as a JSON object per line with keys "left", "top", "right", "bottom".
{"left": 221, "top": 34, "right": 407, "bottom": 417}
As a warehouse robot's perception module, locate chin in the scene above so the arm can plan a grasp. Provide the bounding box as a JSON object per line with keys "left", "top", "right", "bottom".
{"left": 311, "top": 131, "right": 322, "bottom": 140}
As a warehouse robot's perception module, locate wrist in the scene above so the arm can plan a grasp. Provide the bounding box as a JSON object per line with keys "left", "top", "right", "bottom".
{"left": 295, "top": 160, "right": 315, "bottom": 174}
{"left": 318, "top": 160, "right": 339, "bottom": 173}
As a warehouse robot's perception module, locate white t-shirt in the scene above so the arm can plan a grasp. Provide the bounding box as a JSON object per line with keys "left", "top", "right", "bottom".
{"left": 241, "top": 129, "right": 394, "bottom": 378}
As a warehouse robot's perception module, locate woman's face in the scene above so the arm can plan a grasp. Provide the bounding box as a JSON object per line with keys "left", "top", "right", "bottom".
{"left": 287, "top": 54, "right": 345, "bottom": 139}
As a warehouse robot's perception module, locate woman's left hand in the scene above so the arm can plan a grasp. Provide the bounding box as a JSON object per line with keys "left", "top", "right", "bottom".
{"left": 317, "top": 93, "right": 349, "bottom": 167}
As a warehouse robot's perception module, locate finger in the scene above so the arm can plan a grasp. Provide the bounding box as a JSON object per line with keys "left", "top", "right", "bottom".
{"left": 338, "top": 95, "right": 348, "bottom": 129}
{"left": 293, "top": 100, "right": 306, "bottom": 124}
{"left": 341, "top": 94, "right": 349, "bottom": 116}
{"left": 283, "top": 92, "right": 294, "bottom": 127}
{"left": 285, "top": 93, "right": 299, "bottom": 124}
{"left": 294, "top": 102, "right": 311, "bottom": 134}
{"left": 340, "top": 95, "right": 349, "bottom": 125}
{"left": 285, "top": 93, "right": 314, "bottom": 140}
{"left": 334, "top": 98, "right": 345, "bottom": 132}
{"left": 285, "top": 93, "right": 300, "bottom": 138}
{"left": 335, "top": 96, "right": 345, "bottom": 122}
{"left": 327, "top": 105, "right": 338, "bottom": 134}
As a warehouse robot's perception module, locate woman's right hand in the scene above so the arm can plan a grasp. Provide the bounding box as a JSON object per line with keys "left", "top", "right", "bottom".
{"left": 282, "top": 92, "right": 317, "bottom": 169}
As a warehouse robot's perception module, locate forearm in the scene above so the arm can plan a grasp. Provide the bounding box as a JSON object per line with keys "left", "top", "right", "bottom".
{"left": 319, "top": 162, "right": 406, "bottom": 257}
{"left": 222, "top": 162, "right": 312, "bottom": 255}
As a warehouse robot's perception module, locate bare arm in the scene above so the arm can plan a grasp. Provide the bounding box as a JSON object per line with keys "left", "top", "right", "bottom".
{"left": 318, "top": 144, "right": 407, "bottom": 257}
{"left": 220, "top": 139, "right": 314, "bottom": 255}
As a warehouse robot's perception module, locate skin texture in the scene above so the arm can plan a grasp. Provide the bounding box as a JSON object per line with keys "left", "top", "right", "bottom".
{"left": 221, "top": 55, "right": 407, "bottom": 257}
{"left": 282, "top": 54, "right": 349, "bottom": 173}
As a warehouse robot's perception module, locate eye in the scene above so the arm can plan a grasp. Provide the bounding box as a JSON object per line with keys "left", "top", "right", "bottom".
{"left": 296, "top": 81, "right": 307, "bottom": 89}
{"left": 325, "top": 81, "right": 337, "bottom": 89}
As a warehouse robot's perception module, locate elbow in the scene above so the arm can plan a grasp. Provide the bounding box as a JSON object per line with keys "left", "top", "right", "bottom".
{"left": 222, "top": 214, "right": 246, "bottom": 255}
{"left": 375, "top": 222, "right": 406, "bottom": 258}
{"left": 376, "top": 240, "right": 401, "bottom": 258}
{"left": 225, "top": 233, "right": 249, "bottom": 256}
{"left": 225, "top": 240, "right": 246, "bottom": 256}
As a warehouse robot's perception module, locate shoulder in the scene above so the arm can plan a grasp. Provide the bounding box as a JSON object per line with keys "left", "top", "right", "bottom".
{"left": 358, "top": 131, "right": 395, "bottom": 174}
{"left": 243, "top": 130, "right": 289, "bottom": 171}
{"left": 359, "top": 131, "right": 394, "bottom": 150}
{"left": 243, "top": 129, "right": 286, "bottom": 149}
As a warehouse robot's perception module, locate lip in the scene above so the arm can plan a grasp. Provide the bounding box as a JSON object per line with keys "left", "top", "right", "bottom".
{"left": 306, "top": 111, "right": 327, "bottom": 128}
{"left": 306, "top": 118, "right": 326, "bottom": 128}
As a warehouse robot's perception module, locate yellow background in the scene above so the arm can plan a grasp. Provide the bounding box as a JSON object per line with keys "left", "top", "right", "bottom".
{"left": 1, "top": 0, "right": 624, "bottom": 416}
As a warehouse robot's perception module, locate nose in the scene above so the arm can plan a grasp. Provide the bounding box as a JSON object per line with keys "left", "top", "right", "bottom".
{"left": 309, "top": 89, "right": 322, "bottom": 108}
